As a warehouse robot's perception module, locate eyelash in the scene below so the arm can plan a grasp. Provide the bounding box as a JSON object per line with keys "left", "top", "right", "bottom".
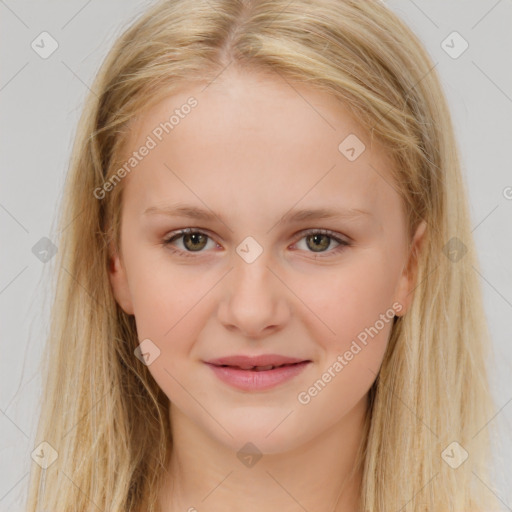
{"left": 161, "top": 228, "right": 351, "bottom": 259}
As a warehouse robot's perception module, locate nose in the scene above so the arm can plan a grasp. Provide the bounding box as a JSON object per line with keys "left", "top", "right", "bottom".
{"left": 216, "top": 250, "right": 291, "bottom": 339}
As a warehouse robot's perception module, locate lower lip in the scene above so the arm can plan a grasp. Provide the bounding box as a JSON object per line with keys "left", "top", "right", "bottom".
{"left": 205, "top": 362, "right": 311, "bottom": 391}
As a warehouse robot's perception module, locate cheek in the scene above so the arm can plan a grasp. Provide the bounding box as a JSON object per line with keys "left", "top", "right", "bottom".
{"left": 124, "top": 245, "right": 220, "bottom": 360}
{"left": 123, "top": 237, "right": 202, "bottom": 331}
{"left": 126, "top": 263, "right": 212, "bottom": 404}
{"left": 124, "top": 240, "right": 401, "bottom": 417}
{"left": 129, "top": 264, "right": 206, "bottom": 343}
{"left": 294, "top": 257, "right": 398, "bottom": 416}
{"left": 299, "top": 249, "right": 402, "bottom": 349}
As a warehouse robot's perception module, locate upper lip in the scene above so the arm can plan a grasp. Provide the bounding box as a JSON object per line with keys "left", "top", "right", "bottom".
{"left": 205, "top": 354, "right": 310, "bottom": 369}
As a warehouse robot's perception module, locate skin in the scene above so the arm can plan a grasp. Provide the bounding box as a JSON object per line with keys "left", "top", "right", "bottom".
{"left": 108, "top": 67, "right": 426, "bottom": 512}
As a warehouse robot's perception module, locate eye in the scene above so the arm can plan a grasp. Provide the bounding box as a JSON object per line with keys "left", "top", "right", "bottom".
{"left": 162, "top": 228, "right": 218, "bottom": 257}
{"left": 292, "top": 228, "right": 350, "bottom": 256}
{"left": 162, "top": 227, "right": 350, "bottom": 258}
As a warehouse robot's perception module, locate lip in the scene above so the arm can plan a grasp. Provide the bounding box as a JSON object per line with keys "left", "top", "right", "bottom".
{"left": 206, "top": 354, "right": 309, "bottom": 368}
{"left": 204, "top": 354, "right": 312, "bottom": 391}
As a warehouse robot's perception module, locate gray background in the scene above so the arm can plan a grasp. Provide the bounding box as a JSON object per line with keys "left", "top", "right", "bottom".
{"left": 1, "top": 0, "right": 511, "bottom": 509}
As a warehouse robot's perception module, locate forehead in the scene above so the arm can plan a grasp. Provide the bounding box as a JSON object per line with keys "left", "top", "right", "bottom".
{"left": 119, "top": 68, "right": 400, "bottom": 223}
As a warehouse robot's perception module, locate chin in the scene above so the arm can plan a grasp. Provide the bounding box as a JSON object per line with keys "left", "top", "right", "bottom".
{"left": 209, "top": 415, "right": 309, "bottom": 456}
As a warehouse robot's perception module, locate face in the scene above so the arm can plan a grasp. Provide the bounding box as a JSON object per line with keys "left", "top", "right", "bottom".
{"left": 108, "top": 68, "right": 425, "bottom": 454}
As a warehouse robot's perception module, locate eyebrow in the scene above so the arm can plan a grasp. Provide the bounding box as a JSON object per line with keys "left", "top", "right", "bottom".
{"left": 143, "top": 204, "right": 372, "bottom": 224}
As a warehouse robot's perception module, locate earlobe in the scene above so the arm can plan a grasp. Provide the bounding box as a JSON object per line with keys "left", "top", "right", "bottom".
{"left": 108, "top": 244, "right": 135, "bottom": 315}
{"left": 394, "top": 220, "right": 427, "bottom": 317}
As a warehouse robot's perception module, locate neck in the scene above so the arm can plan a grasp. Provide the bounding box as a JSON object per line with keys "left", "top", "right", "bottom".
{"left": 159, "top": 395, "right": 369, "bottom": 512}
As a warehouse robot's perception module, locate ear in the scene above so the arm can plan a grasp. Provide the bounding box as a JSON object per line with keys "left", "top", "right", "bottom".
{"left": 108, "top": 241, "right": 135, "bottom": 315}
{"left": 393, "top": 220, "right": 427, "bottom": 317}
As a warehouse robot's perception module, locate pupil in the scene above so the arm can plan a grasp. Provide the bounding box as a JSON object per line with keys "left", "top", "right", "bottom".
{"left": 184, "top": 233, "right": 207, "bottom": 251}
{"left": 307, "top": 234, "right": 329, "bottom": 252}
{"left": 181, "top": 233, "right": 330, "bottom": 252}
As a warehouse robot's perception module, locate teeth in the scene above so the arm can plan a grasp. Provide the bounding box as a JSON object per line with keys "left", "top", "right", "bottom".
{"left": 235, "top": 364, "right": 277, "bottom": 371}
{"left": 220, "top": 363, "right": 302, "bottom": 370}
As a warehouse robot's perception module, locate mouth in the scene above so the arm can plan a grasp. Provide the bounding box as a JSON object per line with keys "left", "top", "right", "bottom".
{"left": 205, "top": 354, "right": 310, "bottom": 368}
{"left": 204, "top": 356, "right": 312, "bottom": 391}
{"left": 211, "top": 362, "right": 307, "bottom": 371}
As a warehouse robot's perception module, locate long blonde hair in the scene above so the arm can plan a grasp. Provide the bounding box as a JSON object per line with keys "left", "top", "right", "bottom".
{"left": 26, "top": 0, "right": 500, "bottom": 510}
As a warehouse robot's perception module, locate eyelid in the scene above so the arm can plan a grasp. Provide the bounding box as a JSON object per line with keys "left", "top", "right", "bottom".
{"left": 162, "top": 227, "right": 351, "bottom": 257}
{"left": 162, "top": 227, "right": 219, "bottom": 257}
{"left": 297, "top": 228, "right": 351, "bottom": 245}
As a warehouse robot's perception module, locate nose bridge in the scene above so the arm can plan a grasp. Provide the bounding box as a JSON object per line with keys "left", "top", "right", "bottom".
{"left": 231, "top": 232, "right": 274, "bottom": 284}
{"left": 217, "top": 238, "right": 289, "bottom": 337}
{"left": 230, "top": 239, "right": 276, "bottom": 302}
